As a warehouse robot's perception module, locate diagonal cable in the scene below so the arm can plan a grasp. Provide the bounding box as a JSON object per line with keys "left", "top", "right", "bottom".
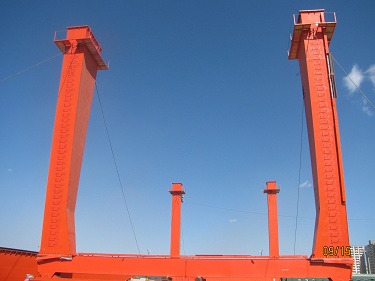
{"left": 331, "top": 54, "right": 375, "bottom": 110}
{"left": 0, "top": 52, "right": 63, "bottom": 84}
{"left": 293, "top": 101, "right": 305, "bottom": 254}
{"left": 95, "top": 83, "right": 141, "bottom": 254}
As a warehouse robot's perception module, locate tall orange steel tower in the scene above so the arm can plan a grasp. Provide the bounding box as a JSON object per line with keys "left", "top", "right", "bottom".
{"left": 288, "top": 9, "right": 351, "bottom": 261}
{"left": 39, "top": 26, "right": 108, "bottom": 258}
{"left": 31, "top": 10, "right": 353, "bottom": 281}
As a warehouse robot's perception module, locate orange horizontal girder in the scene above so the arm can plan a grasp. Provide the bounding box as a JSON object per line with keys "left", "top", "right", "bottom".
{"left": 35, "top": 254, "right": 352, "bottom": 281}
{"left": 0, "top": 248, "right": 38, "bottom": 281}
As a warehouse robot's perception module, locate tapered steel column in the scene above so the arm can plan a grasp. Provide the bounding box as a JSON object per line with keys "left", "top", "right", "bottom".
{"left": 289, "top": 10, "right": 350, "bottom": 260}
{"left": 40, "top": 26, "right": 107, "bottom": 257}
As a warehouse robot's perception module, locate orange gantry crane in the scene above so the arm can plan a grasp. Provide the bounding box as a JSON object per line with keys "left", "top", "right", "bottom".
{"left": 25, "top": 9, "right": 352, "bottom": 281}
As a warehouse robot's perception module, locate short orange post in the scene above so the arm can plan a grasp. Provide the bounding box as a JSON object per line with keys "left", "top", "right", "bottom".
{"left": 264, "top": 181, "right": 280, "bottom": 257}
{"left": 169, "top": 183, "right": 185, "bottom": 257}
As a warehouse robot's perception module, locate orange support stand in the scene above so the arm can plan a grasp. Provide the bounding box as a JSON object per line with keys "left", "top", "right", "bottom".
{"left": 264, "top": 181, "right": 280, "bottom": 257}
{"left": 39, "top": 26, "right": 107, "bottom": 258}
{"left": 33, "top": 11, "right": 354, "bottom": 280}
{"left": 169, "top": 183, "right": 185, "bottom": 257}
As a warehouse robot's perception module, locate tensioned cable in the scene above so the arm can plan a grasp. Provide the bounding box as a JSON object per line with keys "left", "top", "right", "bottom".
{"left": 184, "top": 201, "right": 312, "bottom": 219}
{"left": 95, "top": 83, "right": 141, "bottom": 254}
{"left": 286, "top": 16, "right": 295, "bottom": 56}
{"left": 56, "top": 52, "right": 77, "bottom": 98}
{"left": 331, "top": 54, "right": 375, "bottom": 111}
{"left": 293, "top": 101, "right": 305, "bottom": 255}
{"left": 0, "top": 52, "right": 63, "bottom": 84}
{"left": 181, "top": 225, "right": 186, "bottom": 255}
{"left": 185, "top": 201, "right": 374, "bottom": 221}
{"left": 173, "top": 198, "right": 186, "bottom": 255}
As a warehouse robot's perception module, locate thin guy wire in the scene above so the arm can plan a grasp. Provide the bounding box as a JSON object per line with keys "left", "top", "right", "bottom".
{"left": 293, "top": 101, "right": 305, "bottom": 255}
{"left": 0, "top": 52, "right": 63, "bottom": 84}
{"left": 184, "top": 201, "right": 374, "bottom": 221}
{"left": 180, "top": 198, "right": 186, "bottom": 255}
{"left": 95, "top": 83, "right": 141, "bottom": 254}
{"left": 331, "top": 54, "right": 375, "bottom": 110}
{"left": 181, "top": 225, "right": 186, "bottom": 255}
{"left": 286, "top": 16, "right": 294, "bottom": 56}
{"left": 56, "top": 52, "right": 77, "bottom": 98}
{"left": 184, "top": 201, "right": 311, "bottom": 219}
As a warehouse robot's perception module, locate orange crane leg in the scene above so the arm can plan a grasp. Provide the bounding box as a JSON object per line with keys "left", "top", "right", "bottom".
{"left": 40, "top": 26, "right": 107, "bottom": 258}
{"left": 288, "top": 10, "right": 350, "bottom": 261}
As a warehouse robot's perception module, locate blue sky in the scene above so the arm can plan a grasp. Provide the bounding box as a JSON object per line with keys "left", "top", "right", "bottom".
{"left": 1, "top": 1, "right": 374, "bottom": 256}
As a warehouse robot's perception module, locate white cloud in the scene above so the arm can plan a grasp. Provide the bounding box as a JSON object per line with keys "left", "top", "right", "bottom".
{"left": 362, "top": 98, "right": 374, "bottom": 116}
{"left": 342, "top": 64, "right": 375, "bottom": 116}
{"left": 7, "top": 168, "right": 13, "bottom": 172}
{"left": 229, "top": 218, "right": 237, "bottom": 223}
{"left": 343, "top": 65, "right": 364, "bottom": 94}
{"left": 365, "top": 64, "right": 375, "bottom": 87}
{"left": 299, "top": 180, "right": 312, "bottom": 188}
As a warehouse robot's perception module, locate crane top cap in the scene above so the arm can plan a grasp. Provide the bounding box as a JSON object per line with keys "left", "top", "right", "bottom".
{"left": 264, "top": 181, "right": 280, "bottom": 194}
{"left": 293, "top": 10, "right": 336, "bottom": 26}
{"left": 297, "top": 9, "right": 325, "bottom": 23}
{"left": 54, "top": 25, "right": 108, "bottom": 70}
{"left": 169, "top": 183, "right": 186, "bottom": 195}
{"left": 288, "top": 9, "right": 336, "bottom": 60}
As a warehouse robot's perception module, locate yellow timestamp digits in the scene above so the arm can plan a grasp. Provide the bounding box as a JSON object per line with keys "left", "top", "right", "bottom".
{"left": 323, "top": 246, "right": 351, "bottom": 257}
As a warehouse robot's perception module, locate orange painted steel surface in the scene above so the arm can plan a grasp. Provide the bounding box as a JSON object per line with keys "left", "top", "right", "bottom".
{"left": 289, "top": 10, "right": 351, "bottom": 262}
{"left": 0, "top": 247, "right": 38, "bottom": 281}
{"left": 40, "top": 25, "right": 108, "bottom": 257}
{"left": 32, "top": 10, "right": 353, "bottom": 280}
{"left": 169, "top": 183, "right": 185, "bottom": 257}
{"left": 264, "top": 181, "right": 280, "bottom": 257}
{"left": 35, "top": 253, "right": 351, "bottom": 281}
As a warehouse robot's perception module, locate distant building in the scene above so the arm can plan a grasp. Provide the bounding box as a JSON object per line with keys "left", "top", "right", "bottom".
{"left": 351, "top": 246, "right": 365, "bottom": 274}
{"left": 351, "top": 274, "right": 375, "bottom": 281}
{"left": 360, "top": 252, "right": 368, "bottom": 274}
{"left": 365, "top": 240, "right": 375, "bottom": 274}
